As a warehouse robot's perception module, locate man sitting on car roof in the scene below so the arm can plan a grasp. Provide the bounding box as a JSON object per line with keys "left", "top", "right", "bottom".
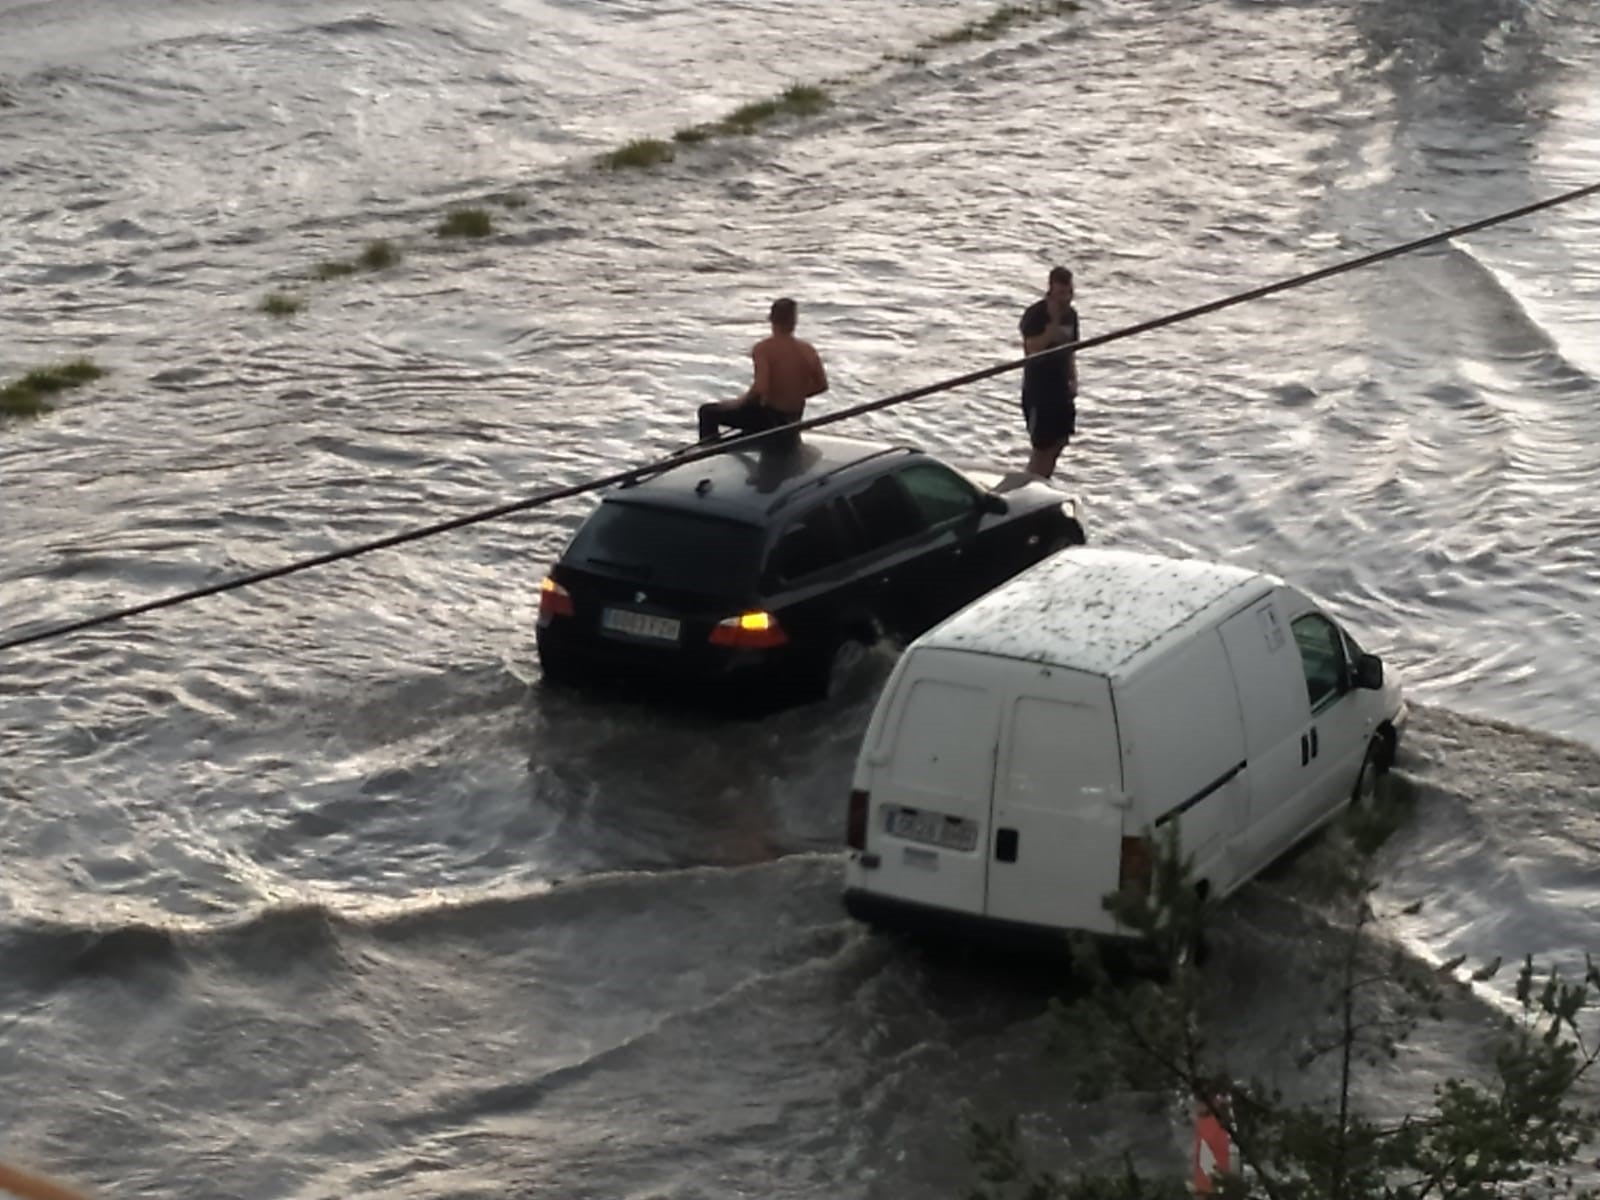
{"left": 697, "top": 297, "right": 829, "bottom": 445}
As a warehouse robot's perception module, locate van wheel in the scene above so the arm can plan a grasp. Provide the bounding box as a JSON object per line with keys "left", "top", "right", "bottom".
{"left": 1351, "top": 735, "right": 1390, "bottom": 808}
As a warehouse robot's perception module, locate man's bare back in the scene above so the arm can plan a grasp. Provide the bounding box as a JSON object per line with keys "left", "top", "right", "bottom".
{"left": 751, "top": 332, "right": 827, "bottom": 418}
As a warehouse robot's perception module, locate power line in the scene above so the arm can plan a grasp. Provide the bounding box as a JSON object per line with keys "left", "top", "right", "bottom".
{"left": 2, "top": 180, "right": 1596, "bottom": 656}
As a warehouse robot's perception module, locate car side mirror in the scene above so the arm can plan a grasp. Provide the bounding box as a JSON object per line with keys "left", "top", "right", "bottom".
{"left": 1354, "top": 652, "right": 1384, "bottom": 690}
{"left": 978, "top": 492, "right": 1009, "bottom": 516}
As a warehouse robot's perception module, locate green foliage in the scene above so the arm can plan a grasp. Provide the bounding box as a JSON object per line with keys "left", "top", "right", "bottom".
{"left": 780, "top": 83, "right": 830, "bottom": 116}
{"left": 359, "top": 238, "right": 401, "bottom": 268}
{"left": 969, "top": 1118, "right": 1190, "bottom": 1200}
{"left": 719, "top": 85, "right": 832, "bottom": 134}
{"left": 1, "top": 357, "right": 105, "bottom": 417}
{"left": 722, "top": 97, "right": 782, "bottom": 133}
{"left": 313, "top": 258, "right": 358, "bottom": 280}
{"left": 925, "top": 0, "right": 1080, "bottom": 47}
{"left": 970, "top": 800, "right": 1600, "bottom": 1200}
{"left": 259, "top": 291, "right": 304, "bottom": 316}
{"left": 608, "top": 83, "right": 830, "bottom": 167}
{"left": 310, "top": 237, "right": 403, "bottom": 282}
{"left": 436, "top": 209, "right": 493, "bottom": 238}
{"left": 600, "top": 138, "right": 676, "bottom": 170}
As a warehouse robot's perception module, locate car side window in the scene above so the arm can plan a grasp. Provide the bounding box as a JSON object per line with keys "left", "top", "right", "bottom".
{"left": 769, "top": 501, "right": 850, "bottom": 582}
{"left": 896, "top": 462, "right": 979, "bottom": 528}
{"left": 1292, "top": 613, "right": 1348, "bottom": 712}
{"left": 841, "top": 473, "right": 923, "bottom": 551}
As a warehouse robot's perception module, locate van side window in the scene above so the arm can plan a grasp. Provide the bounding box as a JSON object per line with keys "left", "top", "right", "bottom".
{"left": 895, "top": 462, "right": 979, "bottom": 528}
{"left": 841, "top": 473, "right": 922, "bottom": 550}
{"left": 1292, "top": 614, "right": 1348, "bottom": 712}
{"left": 769, "top": 501, "right": 850, "bottom": 582}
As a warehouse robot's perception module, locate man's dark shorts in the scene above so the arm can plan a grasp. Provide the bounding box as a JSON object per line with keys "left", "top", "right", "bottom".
{"left": 1023, "top": 398, "right": 1075, "bottom": 449}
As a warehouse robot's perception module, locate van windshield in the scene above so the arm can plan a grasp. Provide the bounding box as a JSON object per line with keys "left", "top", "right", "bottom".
{"left": 566, "top": 502, "right": 763, "bottom": 595}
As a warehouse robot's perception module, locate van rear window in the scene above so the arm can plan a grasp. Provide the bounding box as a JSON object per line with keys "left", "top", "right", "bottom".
{"left": 566, "top": 502, "right": 763, "bottom": 594}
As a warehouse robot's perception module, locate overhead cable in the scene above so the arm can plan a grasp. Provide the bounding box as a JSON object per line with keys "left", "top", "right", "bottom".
{"left": 2, "top": 179, "right": 1595, "bottom": 655}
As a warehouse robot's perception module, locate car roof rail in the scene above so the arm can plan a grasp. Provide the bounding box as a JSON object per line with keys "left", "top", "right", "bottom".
{"left": 764, "top": 444, "right": 917, "bottom": 516}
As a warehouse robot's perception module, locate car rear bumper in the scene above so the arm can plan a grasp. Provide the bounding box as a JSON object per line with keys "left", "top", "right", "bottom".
{"left": 536, "top": 625, "right": 803, "bottom": 698}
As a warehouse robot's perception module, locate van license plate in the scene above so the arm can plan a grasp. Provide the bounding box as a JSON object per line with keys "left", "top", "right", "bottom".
{"left": 885, "top": 806, "right": 978, "bottom": 853}
{"left": 601, "top": 608, "right": 681, "bottom": 642}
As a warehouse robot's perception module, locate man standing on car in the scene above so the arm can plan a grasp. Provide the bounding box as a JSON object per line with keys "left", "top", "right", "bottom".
{"left": 1018, "top": 266, "right": 1079, "bottom": 479}
{"left": 698, "top": 297, "right": 829, "bottom": 444}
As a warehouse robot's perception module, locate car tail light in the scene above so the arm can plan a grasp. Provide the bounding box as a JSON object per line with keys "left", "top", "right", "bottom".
{"left": 1119, "top": 835, "right": 1152, "bottom": 895}
{"left": 847, "top": 789, "right": 869, "bottom": 850}
{"left": 708, "top": 610, "right": 788, "bottom": 649}
{"left": 539, "top": 576, "right": 574, "bottom": 621}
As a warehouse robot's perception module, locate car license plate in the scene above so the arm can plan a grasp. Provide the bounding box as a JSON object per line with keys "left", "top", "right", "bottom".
{"left": 601, "top": 608, "right": 681, "bottom": 642}
{"left": 884, "top": 806, "right": 979, "bottom": 853}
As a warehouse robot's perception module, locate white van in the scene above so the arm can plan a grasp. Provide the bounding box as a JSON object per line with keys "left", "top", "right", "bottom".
{"left": 842, "top": 548, "right": 1407, "bottom": 949}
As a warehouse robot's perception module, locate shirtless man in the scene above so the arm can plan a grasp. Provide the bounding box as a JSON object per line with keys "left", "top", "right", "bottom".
{"left": 698, "top": 298, "right": 829, "bottom": 444}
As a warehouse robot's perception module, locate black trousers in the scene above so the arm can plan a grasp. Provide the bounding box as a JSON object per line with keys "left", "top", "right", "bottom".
{"left": 698, "top": 402, "right": 798, "bottom": 444}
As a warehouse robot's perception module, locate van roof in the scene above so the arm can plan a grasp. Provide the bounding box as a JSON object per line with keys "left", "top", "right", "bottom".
{"left": 918, "top": 547, "right": 1272, "bottom": 678}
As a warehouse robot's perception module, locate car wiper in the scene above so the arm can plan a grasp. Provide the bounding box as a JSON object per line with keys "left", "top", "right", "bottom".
{"left": 583, "top": 556, "right": 654, "bottom": 579}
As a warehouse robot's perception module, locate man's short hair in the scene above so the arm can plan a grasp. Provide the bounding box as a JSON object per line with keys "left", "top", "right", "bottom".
{"left": 769, "top": 297, "right": 798, "bottom": 329}
{"left": 1048, "top": 266, "right": 1074, "bottom": 287}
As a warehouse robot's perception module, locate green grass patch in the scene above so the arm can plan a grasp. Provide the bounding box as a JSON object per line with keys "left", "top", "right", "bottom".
{"left": 437, "top": 208, "right": 494, "bottom": 238}
{"left": 717, "top": 85, "right": 832, "bottom": 134}
{"left": 259, "top": 292, "right": 304, "bottom": 316}
{"left": 495, "top": 192, "right": 528, "bottom": 209}
{"left": 607, "top": 83, "right": 832, "bottom": 168}
{"left": 313, "top": 258, "right": 359, "bottom": 280}
{"left": 0, "top": 384, "right": 49, "bottom": 417}
{"left": 925, "top": 0, "right": 1076, "bottom": 45}
{"left": 601, "top": 138, "right": 676, "bottom": 170}
{"left": 1, "top": 357, "right": 106, "bottom": 417}
{"left": 780, "top": 84, "right": 830, "bottom": 116}
{"left": 722, "top": 98, "right": 783, "bottom": 133}
{"left": 311, "top": 238, "right": 401, "bottom": 280}
{"left": 359, "top": 238, "right": 401, "bottom": 269}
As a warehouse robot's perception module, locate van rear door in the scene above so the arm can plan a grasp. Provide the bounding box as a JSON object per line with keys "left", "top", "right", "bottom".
{"left": 860, "top": 650, "right": 1002, "bottom": 915}
{"left": 984, "top": 668, "right": 1124, "bottom": 934}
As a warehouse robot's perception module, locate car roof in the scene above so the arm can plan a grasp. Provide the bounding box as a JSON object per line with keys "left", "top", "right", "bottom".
{"left": 608, "top": 433, "right": 919, "bottom": 522}
{"left": 917, "top": 547, "right": 1276, "bottom": 679}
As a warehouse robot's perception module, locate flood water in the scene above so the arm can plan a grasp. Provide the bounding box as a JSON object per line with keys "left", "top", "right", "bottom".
{"left": 2, "top": 0, "right": 1598, "bottom": 1194}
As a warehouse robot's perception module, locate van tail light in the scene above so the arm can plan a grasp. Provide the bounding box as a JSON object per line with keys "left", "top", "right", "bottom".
{"left": 539, "top": 576, "right": 574, "bottom": 622}
{"left": 847, "top": 789, "right": 870, "bottom": 850}
{"left": 1119, "top": 835, "right": 1153, "bottom": 895}
{"left": 709, "top": 610, "right": 788, "bottom": 649}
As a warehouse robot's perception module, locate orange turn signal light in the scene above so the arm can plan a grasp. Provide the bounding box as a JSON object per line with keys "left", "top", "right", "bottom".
{"left": 538, "top": 576, "right": 574, "bottom": 621}
{"left": 709, "top": 610, "right": 787, "bottom": 649}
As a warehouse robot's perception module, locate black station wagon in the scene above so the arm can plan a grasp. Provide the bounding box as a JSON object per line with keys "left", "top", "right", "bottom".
{"left": 536, "top": 434, "right": 1085, "bottom": 705}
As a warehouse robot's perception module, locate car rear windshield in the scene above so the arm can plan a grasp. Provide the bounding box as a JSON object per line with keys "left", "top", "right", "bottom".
{"left": 565, "top": 501, "right": 764, "bottom": 595}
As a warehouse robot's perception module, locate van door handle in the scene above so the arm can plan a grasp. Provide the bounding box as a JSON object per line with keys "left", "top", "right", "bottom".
{"left": 1310, "top": 727, "right": 1319, "bottom": 758}
{"left": 995, "top": 828, "right": 1019, "bottom": 863}
{"left": 1300, "top": 733, "right": 1309, "bottom": 766}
